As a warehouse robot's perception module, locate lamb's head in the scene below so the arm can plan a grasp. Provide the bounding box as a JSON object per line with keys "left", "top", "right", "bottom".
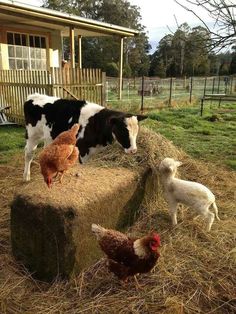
{"left": 159, "top": 158, "right": 182, "bottom": 177}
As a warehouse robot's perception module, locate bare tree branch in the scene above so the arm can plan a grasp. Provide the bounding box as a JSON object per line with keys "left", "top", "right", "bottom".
{"left": 174, "top": 0, "right": 236, "bottom": 51}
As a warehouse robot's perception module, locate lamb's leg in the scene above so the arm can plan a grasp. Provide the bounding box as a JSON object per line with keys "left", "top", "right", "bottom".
{"left": 212, "top": 202, "right": 220, "bottom": 221}
{"left": 23, "top": 138, "right": 40, "bottom": 182}
{"left": 168, "top": 201, "right": 178, "bottom": 226}
{"left": 203, "top": 208, "right": 215, "bottom": 232}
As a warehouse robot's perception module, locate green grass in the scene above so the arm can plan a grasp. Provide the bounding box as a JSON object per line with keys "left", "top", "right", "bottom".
{"left": 0, "top": 103, "right": 235, "bottom": 170}
{"left": 0, "top": 126, "right": 25, "bottom": 163}
{"left": 145, "top": 103, "right": 236, "bottom": 170}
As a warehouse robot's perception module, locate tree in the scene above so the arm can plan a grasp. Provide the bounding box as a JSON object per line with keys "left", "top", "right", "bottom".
{"left": 229, "top": 47, "right": 236, "bottom": 74}
{"left": 43, "top": 0, "right": 150, "bottom": 76}
{"left": 149, "top": 35, "right": 173, "bottom": 77}
{"left": 185, "top": 26, "right": 211, "bottom": 75}
{"left": 171, "top": 23, "right": 190, "bottom": 76}
{"left": 229, "top": 54, "right": 236, "bottom": 74}
{"left": 149, "top": 23, "right": 212, "bottom": 77}
{"left": 174, "top": 0, "right": 236, "bottom": 51}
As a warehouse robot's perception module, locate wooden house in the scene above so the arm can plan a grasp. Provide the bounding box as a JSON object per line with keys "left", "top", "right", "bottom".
{"left": 0, "top": 0, "right": 138, "bottom": 124}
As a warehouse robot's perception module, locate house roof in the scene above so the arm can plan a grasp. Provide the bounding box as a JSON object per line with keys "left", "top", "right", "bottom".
{"left": 0, "top": 0, "right": 139, "bottom": 37}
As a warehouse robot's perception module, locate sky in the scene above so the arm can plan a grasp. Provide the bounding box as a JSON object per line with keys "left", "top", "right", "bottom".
{"left": 19, "top": 0, "right": 215, "bottom": 52}
{"left": 129, "top": 0, "right": 215, "bottom": 51}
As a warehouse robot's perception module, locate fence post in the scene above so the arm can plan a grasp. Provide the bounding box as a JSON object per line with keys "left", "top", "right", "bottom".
{"left": 140, "top": 75, "right": 144, "bottom": 112}
{"left": 212, "top": 77, "right": 215, "bottom": 94}
{"left": 200, "top": 98, "right": 204, "bottom": 116}
{"left": 230, "top": 75, "right": 233, "bottom": 94}
{"left": 169, "top": 77, "right": 173, "bottom": 107}
{"left": 101, "top": 71, "right": 106, "bottom": 107}
{"left": 217, "top": 76, "right": 220, "bottom": 93}
{"left": 203, "top": 77, "right": 207, "bottom": 96}
{"left": 50, "top": 67, "right": 55, "bottom": 96}
{"left": 189, "top": 76, "right": 193, "bottom": 103}
{"left": 106, "top": 81, "right": 109, "bottom": 102}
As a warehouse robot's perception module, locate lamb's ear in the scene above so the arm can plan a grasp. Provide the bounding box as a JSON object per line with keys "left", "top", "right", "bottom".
{"left": 168, "top": 164, "right": 175, "bottom": 172}
{"left": 176, "top": 161, "right": 183, "bottom": 167}
{"left": 136, "top": 114, "right": 148, "bottom": 122}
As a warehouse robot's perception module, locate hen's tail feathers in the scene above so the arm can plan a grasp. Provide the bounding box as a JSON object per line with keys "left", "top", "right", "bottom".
{"left": 71, "top": 123, "right": 80, "bottom": 135}
{"left": 91, "top": 224, "right": 106, "bottom": 239}
{"left": 212, "top": 202, "right": 220, "bottom": 221}
{"left": 67, "top": 146, "right": 79, "bottom": 164}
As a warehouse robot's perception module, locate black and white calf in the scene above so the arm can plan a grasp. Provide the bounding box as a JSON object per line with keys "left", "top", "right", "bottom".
{"left": 23, "top": 93, "right": 147, "bottom": 181}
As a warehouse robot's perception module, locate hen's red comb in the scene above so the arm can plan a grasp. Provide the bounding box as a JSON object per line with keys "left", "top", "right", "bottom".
{"left": 152, "top": 233, "right": 161, "bottom": 246}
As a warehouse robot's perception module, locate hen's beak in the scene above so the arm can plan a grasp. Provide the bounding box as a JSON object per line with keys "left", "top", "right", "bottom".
{"left": 46, "top": 178, "right": 52, "bottom": 188}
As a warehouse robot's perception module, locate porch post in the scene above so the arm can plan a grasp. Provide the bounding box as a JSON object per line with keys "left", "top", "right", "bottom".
{"left": 78, "top": 35, "right": 82, "bottom": 69}
{"left": 69, "top": 27, "right": 75, "bottom": 68}
{"left": 119, "top": 37, "right": 124, "bottom": 100}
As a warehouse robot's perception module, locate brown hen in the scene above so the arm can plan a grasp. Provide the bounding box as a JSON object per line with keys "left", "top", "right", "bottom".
{"left": 39, "top": 124, "right": 80, "bottom": 188}
{"left": 91, "top": 224, "right": 161, "bottom": 283}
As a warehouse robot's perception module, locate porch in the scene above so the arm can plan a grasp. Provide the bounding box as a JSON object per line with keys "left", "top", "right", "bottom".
{"left": 0, "top": 0, "right": 138, "bottom": 104}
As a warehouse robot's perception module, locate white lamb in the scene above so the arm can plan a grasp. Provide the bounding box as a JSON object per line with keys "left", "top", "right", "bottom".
{"left": 159, "top": 157, "right": 220, "bottom": 231}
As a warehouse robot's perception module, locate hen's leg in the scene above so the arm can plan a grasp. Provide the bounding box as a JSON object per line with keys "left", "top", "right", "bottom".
{"left": 107, "top": 259, "right": 130, "bottom": 284}
{"left": 59, "top": 171, "right": 64, "bottom": 184}
{"left": 134, "top": 275, "right": 142, "bottom": 290}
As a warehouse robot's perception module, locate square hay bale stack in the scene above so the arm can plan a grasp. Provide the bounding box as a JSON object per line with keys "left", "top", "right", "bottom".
{"left": 11, "top": 164, "right": 155, "bottom": 282}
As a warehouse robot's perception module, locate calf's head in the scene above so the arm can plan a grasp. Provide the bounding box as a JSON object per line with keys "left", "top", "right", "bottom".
{"left": 110, "top": 114, "right": 147, "bottom": 154}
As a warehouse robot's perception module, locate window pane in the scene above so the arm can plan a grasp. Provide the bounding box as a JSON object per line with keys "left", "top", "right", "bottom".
{"left": 15, "top": 33, "right": 21, "bottom": 46}
{"left": 16, "top": 46, "right": 23, "bottom": 58}
{"left": 36, "top": 60, "right": 41, "bottom": 69}
{"left": 22, "top": 47, "right": 28, "bottom": 58}
{"left": 22, "top": 34, "right": 27, "bottom": 46}
{"left": 35, "top": 36, "right": 40, "bottom": 48}
{"left": 23, "top": 60, "right": 29, "bottom": 69}
{"left": 41, "top": 60, "right": 46, "bottom": 69}
{"left": 41, "top": 37, "right": 46, "bottom": 48}
{"left": 7, "top": 33, "right": 14, "bottom": 45}
{"left": 30, "top": 48, "right": 35, "bottom": 58}
{"left": 41, "top": 49, "right": 46, "bottom": 58}
{"left": 8, "top": 46, "right": 15, "bottom": 58}
{"left": 9, "top": 59, "right": 15, "bottom": 69}
{"left": 31, "top": 60, "right": 35, "bottom": 69}
{"left": 30, "top": 36, "right": 34, "bottom": 47}
{"left": 16, "top": 59, "right": 23, "bottom": 69}
{"left": 35, "top": 48, "right": 41, "bottom": 59}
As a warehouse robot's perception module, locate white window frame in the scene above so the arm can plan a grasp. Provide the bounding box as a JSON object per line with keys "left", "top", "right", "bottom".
{"left": 7, "top": 31, "right": 47, "bottom": 70}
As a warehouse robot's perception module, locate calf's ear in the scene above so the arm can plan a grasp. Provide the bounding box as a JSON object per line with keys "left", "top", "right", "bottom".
{"left": 136, "top": 114, "right": 148, "bottom": 121}
{"left": 108, "top": 116, "right": 119, "bottom": 126}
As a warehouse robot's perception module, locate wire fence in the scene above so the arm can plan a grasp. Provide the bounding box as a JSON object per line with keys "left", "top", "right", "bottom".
{"left": 106, "top": 75, "right": 236, "bottom": 112}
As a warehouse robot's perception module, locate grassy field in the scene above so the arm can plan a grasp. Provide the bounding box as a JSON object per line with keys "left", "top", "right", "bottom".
{"left": 0, "top": 126, "right": 25, "bottom": 164}
{"left": 1, "top": 103, "right": 235, "bottom": 170}
{"left": 146, "top": 103, "right": 236, "bottom": 170}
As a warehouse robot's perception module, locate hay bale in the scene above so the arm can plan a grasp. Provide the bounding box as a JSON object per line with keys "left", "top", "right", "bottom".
{"left": 11, "top": 165, "right": 155, "bottom": 282}
{"left": 10, "top": 128, "right": 183, "bottom": 282}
